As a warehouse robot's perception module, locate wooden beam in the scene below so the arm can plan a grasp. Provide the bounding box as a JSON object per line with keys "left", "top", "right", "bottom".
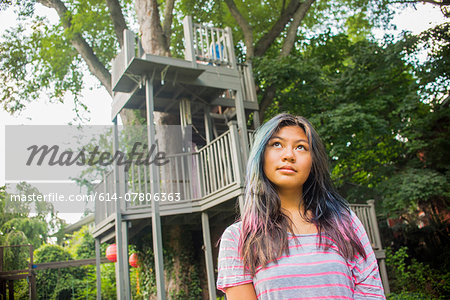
{"left": 0, "top": 269, "right": 29, "bottom": 276}
{"left": 113, "top": 120, "right": 131, "bottom": 300}
{"left": 146, "top": 76, "right": 166, "bottom": 300}
{"left": 31, "top": 257, "right": 110, "bottom": 271}
{"left": 0, "top": 274, "right": 29, "bottom": 281}
{"left": 201, "top": 212, "right": 217, "bottom": 300}
{"left": 95, "top": 239, "right": 102, "bottom": 300}
{"left": 210, "top": 97, "right": 258, "bottom": 110}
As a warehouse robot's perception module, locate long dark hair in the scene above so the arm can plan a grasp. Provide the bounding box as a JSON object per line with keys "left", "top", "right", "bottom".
{"left": 239, "top": 113, "right": 366, "bottom": 275}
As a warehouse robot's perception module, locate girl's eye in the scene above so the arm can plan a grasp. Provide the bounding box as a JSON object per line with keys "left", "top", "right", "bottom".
{"left": 296, "top": 145, "right": 306, "bottom": 151}
{"left": 273, "top": 142, "right": 281, "bottom": 147}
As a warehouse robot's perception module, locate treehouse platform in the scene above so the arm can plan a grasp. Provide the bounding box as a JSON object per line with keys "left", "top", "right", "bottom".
{"left": 92, "top": 16, "right": 389, "bottom": 300}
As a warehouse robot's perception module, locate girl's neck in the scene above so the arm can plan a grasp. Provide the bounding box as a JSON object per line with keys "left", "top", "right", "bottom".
{"left": 278, "top": 187, "right": 317, "bottom": 234}
{"left": 278, "top": 187, "right": 303, "bottom": 212}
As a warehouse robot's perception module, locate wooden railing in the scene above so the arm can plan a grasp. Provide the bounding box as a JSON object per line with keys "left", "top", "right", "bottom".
{"left": 111, "top": 30, "right": 137, "bottom": 91}
{"left": 93, "top": 170, "right": 116, "bottom": 225}
{"left": 125, "top": 151, "right": 201, "bottom": 209}
{"left": 94, "top": 127, "right": 242, "bottom": 224}
{"left": 0, "top": 244, "right": 36, "bottom": 299}
{"left": 198, "top": 129, "right": 237, "bottom": 196}
{"left": 183, "top": 16, "right": 237, "bottom": 68}
{"left": 238, "top": 64, "right": 258, "bottom": 102}
{"left": 191, "top": 23, "right": 234, "bottom": 66}
{"left": 350, "top": 200, "right": 383, "bottom": 251}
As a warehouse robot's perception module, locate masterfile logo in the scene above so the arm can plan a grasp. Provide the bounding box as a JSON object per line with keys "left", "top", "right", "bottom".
{"left": 4, "top": 125, "right": 192, "bottom": 213}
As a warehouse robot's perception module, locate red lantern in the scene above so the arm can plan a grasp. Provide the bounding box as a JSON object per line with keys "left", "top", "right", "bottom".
{"left": 106, "top": 244, "right": 117, "bottom": 262}
{"left": 129, "top": 253, "right": 139, "bottom": 268}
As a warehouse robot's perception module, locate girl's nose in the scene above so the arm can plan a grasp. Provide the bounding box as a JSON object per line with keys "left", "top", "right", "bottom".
{"left": 281, "top": 147, "right": 295, "bottom": 162}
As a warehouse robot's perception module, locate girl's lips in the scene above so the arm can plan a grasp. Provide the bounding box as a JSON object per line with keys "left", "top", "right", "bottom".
{"left": 278, "top": 168, "right": 296, "bottom": 173}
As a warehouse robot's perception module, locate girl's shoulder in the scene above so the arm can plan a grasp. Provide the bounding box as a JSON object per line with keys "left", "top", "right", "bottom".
{"left": 347, "top": 209, "right": 369, "bottom": 239}
{"left": 221, "top": 221, "right": 243, "bottom": 241}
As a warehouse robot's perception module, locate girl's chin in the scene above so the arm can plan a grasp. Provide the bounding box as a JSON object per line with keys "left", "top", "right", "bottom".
{"left": 274, "top": 183, "right": 303, "bottom": 191}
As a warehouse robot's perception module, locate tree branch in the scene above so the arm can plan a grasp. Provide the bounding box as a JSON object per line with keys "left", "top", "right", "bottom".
{"left": 389, "top": 0, "right": 449, "bottom": 8}
{"left": 258, "top": 85, "right": 277, "bottom": 121}
{"left": 281, "top": 0, "right": 315, "bottom": 57}
{"left": 105, "top": 0, "right": 128, "bottom": 47}
{"left": 224, "top": 0, "right": 254, "bottom": 58}
{"left": 162, "top": 0, "right": 175, "bottom": 48}
{"left": 254, "top": 0, "right": 301, "bottom": 57}
{"left": 38, "top": 0, "right": 112, "bottom": 95}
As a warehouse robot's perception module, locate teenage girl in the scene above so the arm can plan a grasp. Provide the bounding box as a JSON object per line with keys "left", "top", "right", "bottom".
{"left": 217, "top": 113, "right": 385, "bottom": 299}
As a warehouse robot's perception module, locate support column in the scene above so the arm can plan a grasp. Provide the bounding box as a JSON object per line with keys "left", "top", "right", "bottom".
{"left": 8, "top": 280, "right": 13, "bottom": 300}
{"left": 234, "top": 89, "right": 250, "bottom": 165}
{"left": 28, "top": 245, "right": 36, "bottom": 300}
{"left": 95, "top": 238, "right": 102, "bottom": 300}
{"left": 253, "top": 112, "right": 260, "bottom": 129}
{"left": 203, "top": 105, "right": 212, "bottom": 143}
{"left": 228, "top": 121, "right": 245, "bottom": 214}
{"left": 368, "top": 200, "right": 390, "bottom": 294}
{"left": 145, "top": 76, "right": 166, "bottom": 300}
{"left": 113, "top": 118, "right": 131, "bottom": 300}
{"left": 183, "top": 16, "right": 197, "bottom": 68}
{"left": 235, "top": 195, "right": 244, "bottom": 217}
{"left": 201, "top": 212, "right": 217, "bottom": 300}
{"left": 0, "top": 247, "right": 5, "bottom": 299}
{"left": 30, "top": 272, "right": 36, "bottom": 300}
{"left": 119, "top": 166, "right": 131, "bottom": 296}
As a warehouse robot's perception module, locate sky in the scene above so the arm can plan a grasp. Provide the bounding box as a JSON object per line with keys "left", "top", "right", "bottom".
{"left": 0, "top": 2, "right": 448, "bottom": 224}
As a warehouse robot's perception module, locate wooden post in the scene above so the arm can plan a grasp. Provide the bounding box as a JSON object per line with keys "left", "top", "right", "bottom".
{"left": 119, "top": 165, "right": 131, "bottom": 296}
{"left": 248, "top": 63, "right": 261, "bottom": 130}
{"left": 1, "top": 280, "right": 5, "bottom": 300}
{"left": 245, "top": 62, "right": 258, "bottom": 103}
{"left": 8, "top": 280, "right": 13, "bottom": 300}
{"left": 367, "top": 200, "right": 390, "bottom": 294}
{"left": 201, "top": 212, "right": 217, "bottom": 300}
{"left": 228, "top": 121, "right": 245, "bottom": 213}
{"left": 29, "top": 245, "right": 36, "bottom": 300}
{"left": 95, "top": 238, "right": 102, "bottom": 300}
{"left": 30, "top": 271, "right": 37, "bottom": 300}
{"left": 228, "top": 121, "right": 244, "bottom": 186}
{"left": 145, "top": 75, "right": 166, "bottom": 300}
{"left": 123, "top": 29, "right": 135, "bottom": 66}
{"left": 253, "top": 112, "right": 260, "bottom": 129}
{"left": 204, "top": 106, "right": 212, "bottom": 143}
{"left": 180, "top": 98, "right": 192, "bottom": 146}
{"left": 113, "top": 118, "right": 131, "bottom": 300}
{"left": 0, "top": 247, "right": 4, "bottom": 299}
{"left": 183, "top": 16, "right": 197, "bottom": 68}
{"left": 234, "top": 89, "right": 250, "bottom": 165}
{"left": 224, "top": 26, "right": 237, "bottom": 69}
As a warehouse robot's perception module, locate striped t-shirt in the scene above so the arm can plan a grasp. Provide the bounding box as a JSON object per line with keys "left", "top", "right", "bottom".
{"left": 217, "top": 212, "right": 385, "bottom": 299}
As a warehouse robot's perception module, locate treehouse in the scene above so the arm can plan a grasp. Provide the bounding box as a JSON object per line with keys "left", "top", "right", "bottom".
{"left": 91, "top": 16, "right": 389, "bottom": 299}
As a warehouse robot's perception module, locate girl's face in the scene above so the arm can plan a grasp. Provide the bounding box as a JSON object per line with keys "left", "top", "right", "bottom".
{"left": 263, "top": 125, "right": 312, "bottom": 192}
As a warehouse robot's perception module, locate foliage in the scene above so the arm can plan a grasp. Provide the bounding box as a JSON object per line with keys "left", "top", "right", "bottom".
{"left": 255, "top": 25, "right": 449, "bottom": 225}
{"left": 34, "top": 244, "right": 77, "bottom": 299}
{"left": 1, "top": 184, "right": 64, "bottom": 299}
{"left": 0, "top": 0, "right": 121, "bottom": 116}
{"left": 1, "top": 182, "right": 66, "bottom": 248}
{"left": 135, "top": 229, "right": 203, "bottom": 299}
{"left": 33, "top": 226, "right": 119, "bottom": 300}
{"left": 67, "top": 225, "right": 95, "bottom": 259}
{"left": 256, "top": 32, "right": 416, "bottom": 199}
{"left": 0, "top": 0, "right": 427, "bottom": 116}
{"left": 386, "top": 246, "right": 450, "bottom": 299}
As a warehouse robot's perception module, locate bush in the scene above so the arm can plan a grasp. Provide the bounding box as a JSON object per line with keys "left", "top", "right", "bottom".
{"left": 386, "top": 246, "right": 450, "bottom": 299}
